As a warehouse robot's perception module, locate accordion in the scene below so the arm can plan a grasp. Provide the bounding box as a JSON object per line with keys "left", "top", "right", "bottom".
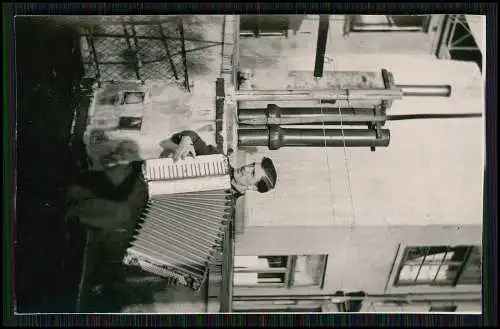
{"left": 123, "top": 154, "right": 234, "bottom": 290}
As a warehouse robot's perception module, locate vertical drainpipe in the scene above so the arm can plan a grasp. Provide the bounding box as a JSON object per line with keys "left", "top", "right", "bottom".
{"left": 314, "top": 15, "right": 330, "bottom": 78}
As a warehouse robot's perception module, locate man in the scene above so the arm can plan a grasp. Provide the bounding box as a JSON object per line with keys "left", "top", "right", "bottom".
{"left": 169, "top": 130, "right": 277, "bottom": 197}
{"left": 64, "top": 130, "right": 277, "bottom": 311}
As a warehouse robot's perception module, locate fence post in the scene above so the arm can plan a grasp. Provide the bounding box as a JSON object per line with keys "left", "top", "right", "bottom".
{"left": 158, "top": 23, "right": 179, "bottom": 81}
{"left": 178, "top": 18, "right": 191, "bottom": 92}
{"left": 86, "top": 33, "right": 101, "bottom": 85}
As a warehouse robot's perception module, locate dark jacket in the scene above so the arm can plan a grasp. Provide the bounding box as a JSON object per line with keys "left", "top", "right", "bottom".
{"left": 67, "top": 131, "right": 221, "bottom": 232}
{"left": 170, "top": 130, "right": 220, "bottom": 156}
{"left": 66, "top": 162, "right": 148, "bottom": 232}
{"left": 66, "top": 131, "right": 232, "bottom": 308}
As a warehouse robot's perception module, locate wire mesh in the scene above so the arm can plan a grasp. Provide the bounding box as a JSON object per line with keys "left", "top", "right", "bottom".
{"left": 80, "top": 20, "right": 190, "bottom": 89}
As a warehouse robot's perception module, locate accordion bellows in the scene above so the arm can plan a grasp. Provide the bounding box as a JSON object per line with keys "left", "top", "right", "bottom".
{"left": 123, "top": 154, "right": 233, "bottom": 290}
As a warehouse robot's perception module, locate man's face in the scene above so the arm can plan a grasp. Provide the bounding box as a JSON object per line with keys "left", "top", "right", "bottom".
{"left": 233, "top": 162, "right": 266, "bottom": 190}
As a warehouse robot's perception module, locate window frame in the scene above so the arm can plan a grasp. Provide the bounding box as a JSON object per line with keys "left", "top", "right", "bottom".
{"left": 346, "top": 15, "right": 432, "bottom": 34}
{"left": 233, "top": 254, "right": 328, "bottom": 289}
{"left": 385, "top": 243, "right": 482, "bottom": 295}
{"left": 394, "top": 245, "right": 475, "bottom": 287}
{"left": 384, "top": 241, "right": 483, "bottom": 293}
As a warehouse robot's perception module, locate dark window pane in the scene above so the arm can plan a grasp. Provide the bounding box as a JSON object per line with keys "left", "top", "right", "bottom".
{"left": 240, "top": 16, "right": 289, "bottom": 34}
{"left": 396, "top": 245, "right": 481, "bottom": 286}
{"left": 456, "top": 246, "right": 482, "bottom": 285}
{"left": 118, "top": 117, "right": 143, "bottom": 130}
{"left": 122, "top": 91, "right": 145, "bottom": 105}
{"left": 430, "top": 305, "right": 457, "bottom": 312}
{"left": 389, "top": 15, "right": 429, "bottom": 28}
{"left": 258, "top": 272, "right": 285, "bottom": 284}
{"left": 258, "top": 256, "right": 288, "bottom": 268}
{"left": 406, "top": 246, "right": 448, "bottom": 261}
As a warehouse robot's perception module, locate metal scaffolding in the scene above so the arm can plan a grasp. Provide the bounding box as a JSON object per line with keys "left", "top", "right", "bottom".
{"left": 443, "top": 15, "right": 481, "bottom": 53}
{"left": 79, "top": 19, "right": 191, "bottom": 89}
{"left": 438, "top": 14, "right": 483, "bottom": 73}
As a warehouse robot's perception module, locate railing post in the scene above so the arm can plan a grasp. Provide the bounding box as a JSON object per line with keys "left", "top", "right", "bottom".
{"left": 178, "top": 18, "right": 191, "bottom": 92}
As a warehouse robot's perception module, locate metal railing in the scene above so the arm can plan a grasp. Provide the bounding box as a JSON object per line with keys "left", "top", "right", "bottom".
{"left": 80, "top": 19, "right": 191, "bottom": 89}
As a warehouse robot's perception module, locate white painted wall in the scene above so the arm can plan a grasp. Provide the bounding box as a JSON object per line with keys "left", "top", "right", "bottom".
{"left": 241, "top": 57, "right": 484, "bottom": 229}
{"left": 239, "top": 15, "right": 443, "bottom": 69}
{"left": 233, "top": 56, "right": 484, "bottom": 298}
{"left": 234, "top": 224, "right": 482, "bottom": 295}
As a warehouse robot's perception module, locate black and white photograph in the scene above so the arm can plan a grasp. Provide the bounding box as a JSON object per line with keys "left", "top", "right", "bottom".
{"left": 14, "top": 14, "right": 485, "bottom": 314}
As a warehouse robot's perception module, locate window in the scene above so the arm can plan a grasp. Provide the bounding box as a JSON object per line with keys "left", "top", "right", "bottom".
{"left": 239, "top": 16, "right": 290, "bottom": 37}
{"left": 121, "top": 91, "right": 145, "bottom": 105}
{"left": 394, "top": 245, "right": 481, "bottom": 286}
{"left": 347, "top": 15, "right": 431, "bottom": 33}
{"left": 430, "top": 305, "right": 457, "bottom": 312}
{"left": 118, "top": 116, "right": 143, "bottom": 130}
{"left": 234, "top": 255, "right": 328, "bottom": 289}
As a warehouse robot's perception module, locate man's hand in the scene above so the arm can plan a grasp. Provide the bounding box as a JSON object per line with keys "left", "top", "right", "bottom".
{"left": 173, "top": 136, "right": 196, "bottom": 162}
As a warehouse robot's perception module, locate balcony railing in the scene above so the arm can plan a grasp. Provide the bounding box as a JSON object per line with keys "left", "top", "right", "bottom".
{"left": 219, "top": 220, "right": 234, "bottom": 312}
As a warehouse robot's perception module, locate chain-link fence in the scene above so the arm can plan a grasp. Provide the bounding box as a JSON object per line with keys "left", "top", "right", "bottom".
{"left": 80, "top": 19, "right": 190, "bottom": 90}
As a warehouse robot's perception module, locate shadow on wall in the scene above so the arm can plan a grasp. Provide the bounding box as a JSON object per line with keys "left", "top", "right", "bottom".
{"left": 288, "top": 15, "right": 306, "bottom": 35}
{"left": 179, "top": 15, "right": 221, "bottom": 77}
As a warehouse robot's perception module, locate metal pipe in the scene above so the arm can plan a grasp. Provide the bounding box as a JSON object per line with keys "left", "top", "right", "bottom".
{"left": 232, "top": 294, "right": 481, "bottom": 303}
{"left": 233, "top": 88, "right": 404, "bottom": 102}
{"left": 388, "top": 113, "right": 482, "bottom": 121}
{"left": 232, "top": 85, "right": 451, "bottom": 102}
{"left": 314, "top": 15, "right": 330, "bottom": 78}
{"left": 239, "top": 107, "right": 377, "bottom": 119}
{"left": 233, "top": 290, "right": 481, "bottom": 300}
{"left": 238, "top": 106, "right": 385, "bottom": 125}
{"left": 241, "top": 116, "right": 386, "bottom": 125}
{"left": 238, "top": 127, "right": 390, "bottom": 150}
{"left": 397, "top": 84, "right": 451, "bottom": 97}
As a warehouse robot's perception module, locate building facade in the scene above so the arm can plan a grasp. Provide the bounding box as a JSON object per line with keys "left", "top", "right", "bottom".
{"left": 221, "top": 14, "right": 485, "bottom": 313}
{"left": 237, "top": 15, "right": 483, "bottom": 72}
